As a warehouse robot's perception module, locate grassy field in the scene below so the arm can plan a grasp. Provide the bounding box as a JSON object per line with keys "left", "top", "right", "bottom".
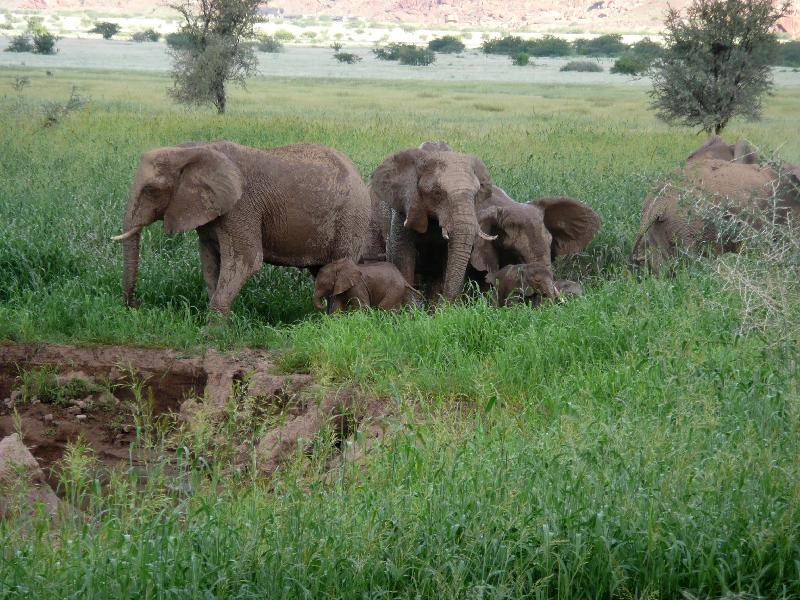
{"left": 1, "top": 66, "right": 799, "bottom": 598}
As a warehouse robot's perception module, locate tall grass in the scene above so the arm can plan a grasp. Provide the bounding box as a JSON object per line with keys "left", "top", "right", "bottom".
{"left": 0, "top": 68, "right": 799, "bottom": 598}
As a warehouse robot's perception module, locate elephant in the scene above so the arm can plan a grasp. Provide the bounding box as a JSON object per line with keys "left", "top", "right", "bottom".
{"left": 368, "top": 146, "right": 496, "bottom": 302}
{"left": 312, "top": 258, "right": 420, "bottom": 313}
{"left": 486, "top": 263, "right": 559, "bottom": 307}
{"left": 554, "top": 279, "right": 584, "bottom": 298}
{"left": 113, "top": 141, "right": 370, "bottom": 315}
{"left": 630, "top": 157, "right": 800, "bottom": 273}
{"left": 469, "top": 186, "right": 602, "bottom": 291}
{"left": 686, "top": 135, "right": 760, "bottom": 165}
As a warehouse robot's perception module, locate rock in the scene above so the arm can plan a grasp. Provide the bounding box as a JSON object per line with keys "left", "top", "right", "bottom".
{"left": 0, "top": 433, "right": 60, "bottom": 519}
{"left": 43, "top": 414, "right": 54, "bottom": 423}
{"left": 75, "top": 414, "right": 87, "bottom": 422}
{"left": 67, "top": 406, "right": 81, "bottom": 414}
{"left": 75, "top": 400, "right": 87, "bottom": 409}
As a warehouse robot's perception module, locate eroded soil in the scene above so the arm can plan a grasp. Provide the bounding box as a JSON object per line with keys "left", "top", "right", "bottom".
{"left": 1, "top": 343, "right": 391, "bottom": 493}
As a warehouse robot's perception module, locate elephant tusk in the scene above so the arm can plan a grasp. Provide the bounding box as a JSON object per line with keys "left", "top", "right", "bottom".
{"left": 111, "top": 226, "right": 142, "bottom": 242}
{"left": 403, "top": 218, "right": 409, "bottom": 228}
{"left": 478, "top": 230, "right": 497, "bottom": 241}
{"left": 441, "top": 227, "right": 450, "bottom": 240}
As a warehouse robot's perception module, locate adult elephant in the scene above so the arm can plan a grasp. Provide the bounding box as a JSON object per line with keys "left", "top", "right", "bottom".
{"left": 630, "top": 158, "right": 800, "bottom": 273}
{"left": 113, "top": 141, "right": 370, "bottom": 315}
{"left": 469, "top": 185, "right": 601, "bottom": 298}
{"left": 686, "top": 135, "right": 760, "bottom": 165}
{"left": 369, "top": 146, "right": 495, "bottom": 301}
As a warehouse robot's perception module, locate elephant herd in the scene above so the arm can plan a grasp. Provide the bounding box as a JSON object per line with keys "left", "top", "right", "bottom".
{"left": 113, "top": 135, "right": 800, "bottom": 316}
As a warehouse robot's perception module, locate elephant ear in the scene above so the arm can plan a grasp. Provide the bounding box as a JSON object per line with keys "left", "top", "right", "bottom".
{"left": 164, "top": 146, "right": 244, "bottom": 234}
{"left": 733, "top": 140, "right": 759, "bottom": 164}
{"left": 531, "top": 196, "right": 601, "bottom": 257}
{"left": 333, "top": 261, "right": 364, "bottom": 296}
{"left": 470, "top": 206, "right": 501, "bottom": 273}
{"left": 686, "top": 135, "right": 732, "bottom": 163}
{"left": 471, "top": 155, "right": 493, "bottom": 206}
{"left": 370, "top": 149, "right": 428, "bottom": 233}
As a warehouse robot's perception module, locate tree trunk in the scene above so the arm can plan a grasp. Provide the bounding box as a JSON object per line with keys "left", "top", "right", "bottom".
{"left": 215, "top": 83, "right": 226, "bottom": 114}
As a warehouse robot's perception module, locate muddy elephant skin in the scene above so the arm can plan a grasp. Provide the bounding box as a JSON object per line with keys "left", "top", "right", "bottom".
{"left": 114, "top": 141, "right": 370, "bottom": 315}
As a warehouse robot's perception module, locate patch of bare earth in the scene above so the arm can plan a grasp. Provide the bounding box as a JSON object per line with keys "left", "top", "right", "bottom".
{"left": 0, "top": 343, "right": 393, "bottom": 500}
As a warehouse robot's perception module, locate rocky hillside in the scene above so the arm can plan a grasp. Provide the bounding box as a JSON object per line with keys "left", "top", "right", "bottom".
{"left": 11, "top": 0, "right": 800, "bottom": 35}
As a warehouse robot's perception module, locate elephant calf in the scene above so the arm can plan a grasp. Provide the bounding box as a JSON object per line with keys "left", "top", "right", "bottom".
{"left": 313, "top": 259, "right": 420, "bottom": 313}
{"left": 486, "top": 264, "right": 559, "bottom": 307}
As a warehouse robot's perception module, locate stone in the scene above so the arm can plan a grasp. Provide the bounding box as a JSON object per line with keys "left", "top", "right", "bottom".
{"left": 0, "top": 433, "right": 60, "bottom": 518}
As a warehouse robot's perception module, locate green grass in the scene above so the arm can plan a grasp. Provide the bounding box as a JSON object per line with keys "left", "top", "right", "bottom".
{"left": 0, "top": 67, "right": 799, "bottom": 598}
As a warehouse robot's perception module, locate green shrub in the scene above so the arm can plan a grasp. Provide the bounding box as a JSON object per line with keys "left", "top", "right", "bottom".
{"left": 512, "top": 52, "right": 529, "bottom": 66}
{"left": 481, "top": 35, "right": 527, "bottom": 55}
{"left": 611, "top": 53, "right": 651, "bottom": 75}
{"left": 330, "top": 41, "right": 343, "bottom": 52}
{"left": 398, "top": 45, "right": 435, "bottom": 66}
{"left": 273, "top": 29, "right": 295, "bottom": 41}
{"left": 560, "top": 60, "right": 604, "bottom": 72}
{"left": 373, "top": 42, "right": 407, "bottom": 60}
{"left": 32, "top": 30, "right": 58, "bottom": 55}
{"left": 572, "top": 34, "right": 628, "bottom": 56}
{"left": 428, "top": 35, "right": 465, "bottom": 54}
{"left": 132, "top": 28, "right": 160, "bottom": 43}
{"left": 90, "top": 21, "right": 120, "bottom": 40}
{"left": 526, "top": 35, "right": 572, "bottom": 57}
{"left": 257, "top": 34, "right": 283, "bottom": 52}
{"left": 774, "top": 40, "right": 800, "bottom": 67}
{"left": 165, "top": 31, "right": 194, "bottom": 50}
{"left": 334, "top": 52, "right": 361, "bottom": 64}
{"left": 629, "top": 37, "right": 664, "bottom": 62}
{"left": 4, "top": 34, "right": 33, "bottom": 53}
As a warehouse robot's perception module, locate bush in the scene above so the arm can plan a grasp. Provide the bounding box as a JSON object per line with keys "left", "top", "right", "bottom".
{"left": 774, "top": 40, "right": 800, "bottom": 67}
{"left": 334, "top": 52, "right": 361, "bottom": 64}
{"left": 572, "top": 34, "right": 628, "bottom": 56}
{"left": 512, "top": 52, "right": 529, "bottom": 66}
{"left": 629, "top": 37, "right": 664, "bottom": 62}
{"left": 32, "top": 30, "right": 58, "bottom": 55}
{"left": 90, "top": 21, "right": 120, "bottom": 40}
{"left": 373, "top": 42, "right": 410, "bottom": 61}
{"left": 611, "top": 53, "right": 651, "bottom": 75}
{"left": 4, "top": 34, "right": 33, "bottom": 53}
{"left": 273, "top": 29, "right": 294, "bottom": 41}
{"left": 132, "top": 29, "right": 160, "bottom": 43}
{"left": 165, "top": 31, "right": 194, "bottom": 50}
{"left": 526, "top": 35, "right": 572, "bottom": 57}
{"left": 481, "top": 35, "right": 527, "bottom": 55}
{"left": 560, "top": 60, "right": 603, "bottom": 72}
{"left": 428, "top": 35, "right": 465, "bottom": 54}
{"left": 300, "top": 31, "right": 317, "bottom": 39}
{"left": 398, "top": 45, "right": 435, "bottom": 66}
{"left": 257, "top": 35, "right": 283, "bottom": 52}
{"left": 330, "top": 41, "right": 343, "bottom": 52}
{"left": 42, "top": 86, "right": 88, "bottom": 127}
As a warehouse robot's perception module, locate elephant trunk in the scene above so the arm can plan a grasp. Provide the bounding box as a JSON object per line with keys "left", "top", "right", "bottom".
{"left": 119, "top": 188, "right": 156, "bottom": 308}
{"left": 441, "top": 205, "right": 478, "bottom": 301}
{"left": 312, "top": 288, "right": 327, "bottom": 311}
{"left": 122, "top": 222, "right": 141, "bottom": 308}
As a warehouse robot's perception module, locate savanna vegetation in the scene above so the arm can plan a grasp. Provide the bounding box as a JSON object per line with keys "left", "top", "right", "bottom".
{"left": 0, "top": 65, "right": 799, "bottom": 598}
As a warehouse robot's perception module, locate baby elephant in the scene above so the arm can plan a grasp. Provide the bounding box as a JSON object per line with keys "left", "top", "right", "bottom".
{"left": 487, "top": 264, "right": 558, "bottom": 307}
{"left": 313, "top": 259, "right": 419, "bottom": 313}
{"left": 554, "top": 279, "right": 584, "bottom": 298}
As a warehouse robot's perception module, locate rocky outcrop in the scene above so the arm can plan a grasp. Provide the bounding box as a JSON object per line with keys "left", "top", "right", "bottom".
{"left": 0, "top": 433, "right": 60, "bottom": 518}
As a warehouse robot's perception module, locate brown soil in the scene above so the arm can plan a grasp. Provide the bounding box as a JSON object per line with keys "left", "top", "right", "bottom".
{"left": 0, "top": 343, "right": 391, "bottom": 491}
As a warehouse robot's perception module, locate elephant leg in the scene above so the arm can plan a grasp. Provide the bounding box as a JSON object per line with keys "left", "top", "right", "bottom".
{"left": 388, "top": 210, "right": 417, "bottom": 285}
{"left": 209, "top": 232, "right": 263, "bottom": 315}
{"left": 198, "top": 232, "right": 221, "bottom": 301}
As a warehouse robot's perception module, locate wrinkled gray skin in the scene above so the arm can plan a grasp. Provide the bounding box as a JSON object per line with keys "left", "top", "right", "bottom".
{"left": 686, "top": 135, "right": 760, "bottom": 165}
{"left": 312, "top": 258, "right": 419, "bottom": 313}
{"left": 631, "top": 151, "right": 800, "bottom": 273}
{"left": 368, "top": 146, "right": 494, "bottom": 302}
{"left": 486, "top": 264, "right": 558, "bottom": 307}
{"left": 470, "top": 186, "right": 601, "bottom": 290}
{"left": 116, "top": 141, "right": 370, "bottom": 315}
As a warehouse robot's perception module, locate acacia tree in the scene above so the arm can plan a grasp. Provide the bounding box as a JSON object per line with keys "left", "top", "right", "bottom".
{"left": 650, "top": 0, "right": 791, "bottom": 135}
{"left": 168, "top": 0, "right": 261, "bottom": 114}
